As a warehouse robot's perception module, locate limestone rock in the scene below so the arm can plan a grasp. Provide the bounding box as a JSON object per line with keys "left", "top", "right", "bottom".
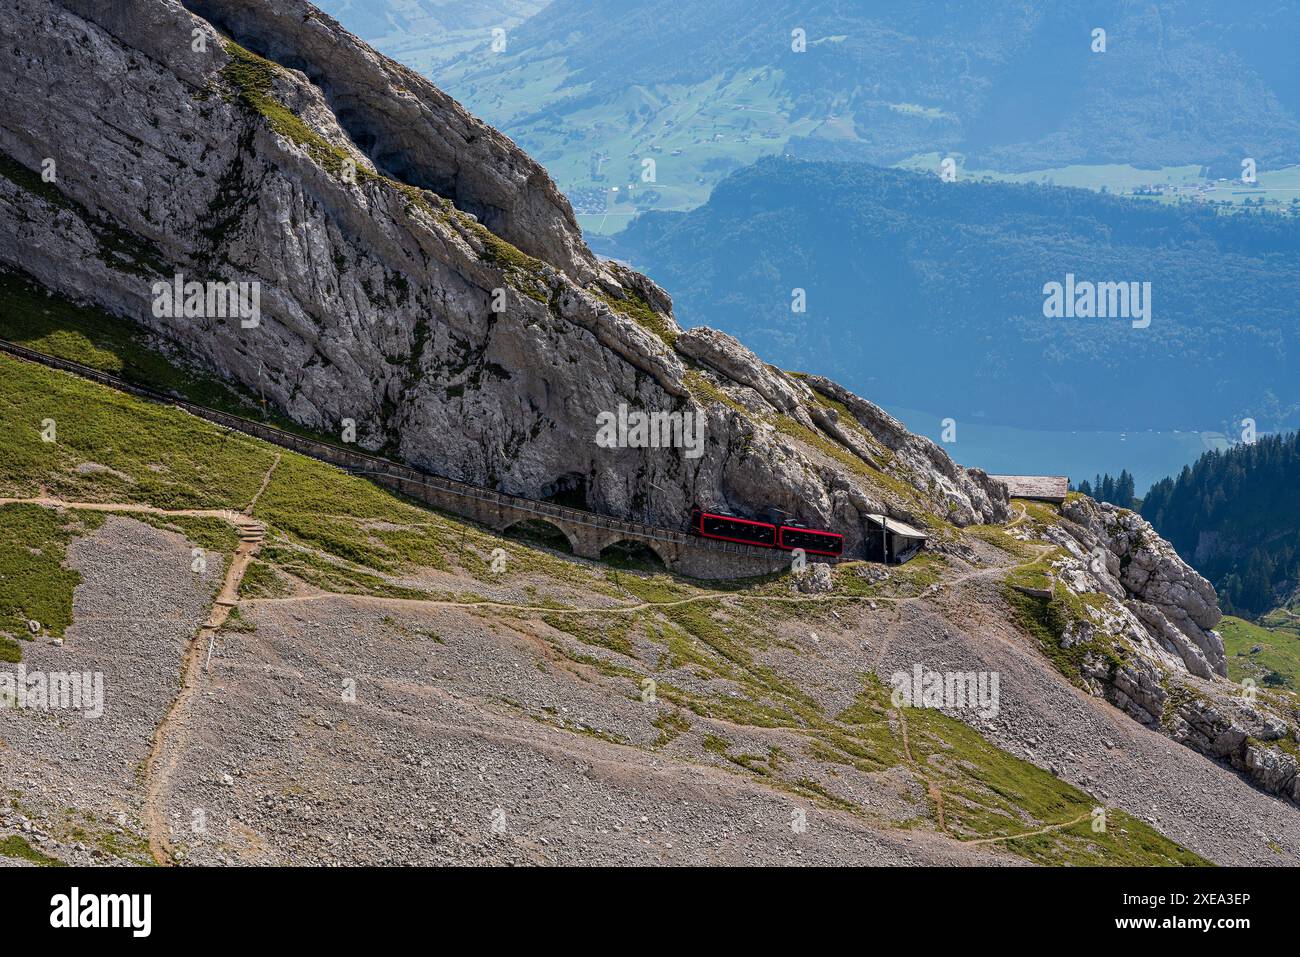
{"left": 793, "top": 563, "right": 834, "bottom": 594}
{"left": 0, "top": 0, "right": 1007, "bottom": 562}
{"left": 1060, "top": 496, "right": 1226, "bottom": 678}
{"left": 676, "top": 327, "right": 813, "bottom": 423}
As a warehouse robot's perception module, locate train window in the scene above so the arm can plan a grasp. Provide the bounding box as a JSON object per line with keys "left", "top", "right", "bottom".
{"left": 779, "top": 527, "right": 844, "bottom": 555}
{"left": 699, "top": 513, "right": 777, "bottom": 547}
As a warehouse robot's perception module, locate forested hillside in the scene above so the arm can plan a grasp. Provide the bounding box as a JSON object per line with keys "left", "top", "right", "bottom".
{"left": 1073, "top": 471, "right": 1138, "bottom": 511}
{"left": 611, "top": 158, "right": 1300, "bottom": 433}
{"left": 1142, "top": 432, "right": 1300, "bottom": 616}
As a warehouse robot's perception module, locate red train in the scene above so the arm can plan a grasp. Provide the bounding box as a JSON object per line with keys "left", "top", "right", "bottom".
{"left": 689, "top": 507, "right": 844, "bottom": 557}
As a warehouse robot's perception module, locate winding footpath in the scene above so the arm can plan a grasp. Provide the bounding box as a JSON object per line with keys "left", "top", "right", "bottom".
{"left": 2, "top": 459, "right": 280, "bottom": 865}
{"left": 2, "top": 476, "right": 1049, "bottom": 862}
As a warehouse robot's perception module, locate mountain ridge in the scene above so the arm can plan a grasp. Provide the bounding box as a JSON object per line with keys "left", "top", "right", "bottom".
{"left": 0, "top": 0, "right": 1015, "bottom": 564}
{"left": 419, "top": 0, "right": 1300, "bottom": 225}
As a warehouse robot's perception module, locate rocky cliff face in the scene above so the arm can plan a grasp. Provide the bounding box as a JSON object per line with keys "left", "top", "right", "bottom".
{"left": 1054, "top": 497, "right": 1225, "bottom": 680}
{"left": 1023, "top": 496, "right": 1300, "bottom": 804}
{"left": 0, "top": 0, "right": 1006, "bottom": 559}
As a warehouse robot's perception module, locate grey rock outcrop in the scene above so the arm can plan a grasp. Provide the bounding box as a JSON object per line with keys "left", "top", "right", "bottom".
{"left": 793, "top": 563, "right": 834, "bottom": 594}
{"left": 0, "top": 0, "right": 1006, "bottom": 559}
{"left": 76, "top": 0, "right": 600, "bottom": 284}
{"left": 803, "top": 374, "right": 1009, "bottom": 527}
{"left": 676, "top": 327, "right": 812, "bottom": 422}
{"left": 1059, "top": 496, "right": 1225, "bottom": 678}
{"left": 1037, "top": 495, "right": 1300, "bottom": 804}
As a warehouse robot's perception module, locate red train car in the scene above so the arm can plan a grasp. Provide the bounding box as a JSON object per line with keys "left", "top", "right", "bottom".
{"left": 690, "top": 507, "right": 778, "bottom": 547}
{"left": 777, "top": 523, "right": 844, "bottom": 557}
{"left": 689, "top": 507, "right": 843, "bottom": 557}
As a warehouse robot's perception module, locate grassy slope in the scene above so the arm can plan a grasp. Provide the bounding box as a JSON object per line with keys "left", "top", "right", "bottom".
{"left": 1220, "top": 614, "right": 1300, "bottom": 691}
{"left": 0, "top": 834, "right": 64, "bottom": 866}
{"left": 0, "top": 506, "right": 99, "bottom": 662}
{"left": 0, "top": 319, "right": 1207, "bottom": 863}
{"left": 0, "top": 267, "right": 274, "bottom": 420}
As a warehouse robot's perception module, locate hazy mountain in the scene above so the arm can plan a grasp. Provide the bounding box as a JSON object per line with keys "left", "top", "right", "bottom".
{"left": 421, "top": 0, "right": 1300, "bottom": 228}
{"left": 609, "top": 157, "right": 1300, "bottom": 436}
{"left": 314, "top": 0, "right": 549, "bottom": 71}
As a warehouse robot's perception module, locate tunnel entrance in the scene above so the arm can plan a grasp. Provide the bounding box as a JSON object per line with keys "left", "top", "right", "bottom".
{"left": 540, "top": 472, "right": 588, "bottom": 511}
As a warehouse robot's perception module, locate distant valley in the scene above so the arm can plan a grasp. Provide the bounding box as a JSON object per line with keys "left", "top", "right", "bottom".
{"left": 387, "top": 0, "right": 1300, "bottom": 232}
{"left": 607, "top": 159, "right": 1300, "bottom": 445}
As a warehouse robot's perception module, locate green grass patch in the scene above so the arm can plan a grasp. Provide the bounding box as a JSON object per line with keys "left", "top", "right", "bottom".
{"left": 682, "top": 368, "right": 747, "bottom": 414}
{"left": 1220, "top": 615, "right": 1300, "bottom": 690}
{"left": 962, "top": 522, "right": 1037, "bottom": 560}
{"left": 450, "top": 210, "right": 550, "bottom": 301}
{"left": 651, "top": 709, "right": 691, "bottom": 747}
{"left": 0, "top": 268, "right": 268, "bottom": 418}
{"left": 542, "top": 612, "right": 636, "bottom": 656}
{"left": 0, "top": 504, "right": 102, "bottom": 659}
{"left": 121, "top": 513, "right": 242, "bottom": 554}
{"left": 221, "top": 41, "right": 373, "bottom": 185}
{"left": 0, "top": 353, "right": 276, "bottom": 509}
{"left": 238, "top": 559, "right": 292, "bottom": 599}
{"left": 838, "top": 676, "right": 1204, "bottom": 864}
{"left": 769, "top": 413, "right": 952, "bottom": 532}
{"left": 832, "top": 554, "right": 944, "bottom": 598}
{"left": 997, "top": 808, "right": 1209, "bottom": 867}
{"left": 592, "top": 288, "right": 677, "bottom": 348}
{"left": 95, "top": 828, "right": 153, "bottom": 865}
{"left": 772, "top": 413, "right": 871, "bottom": 477}
{"left": 255, "top": 542, "right": 431, "bottom": 600}
{"left": 0, "top": 834, "right": 64, "bottom": 866}
{"left": 1003, "top": 583, "right": 1127, "bottom": 686}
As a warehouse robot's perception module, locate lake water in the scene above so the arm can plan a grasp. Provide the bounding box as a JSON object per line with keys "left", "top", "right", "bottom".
{"left": 882, "top": 405, "right": 1233, "bottom": 495}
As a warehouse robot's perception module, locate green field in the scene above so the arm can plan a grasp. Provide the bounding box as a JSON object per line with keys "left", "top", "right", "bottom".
{"left": 442, "top": 55, "right": 1300, "bottom": 237}
{"left": 438, "top": 62, "right": 828, "bottom": 235}
{"left": 1219, "top": 614, "right": 1300, "bottom": 690}
{"left": 894, "top": 154, "right": 1300, "bottom": 213}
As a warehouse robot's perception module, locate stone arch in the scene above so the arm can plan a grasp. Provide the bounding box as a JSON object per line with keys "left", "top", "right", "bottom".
{"left": 599, "top": 538, "right": 673, "bottom": 571}
{"left": 500, "top": 518, "right": 577, "bottom": 554}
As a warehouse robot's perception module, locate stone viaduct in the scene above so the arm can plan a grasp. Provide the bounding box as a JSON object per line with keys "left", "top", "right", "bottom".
{"left": 1, "top": 339, "right": 806, "bottom": 580}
